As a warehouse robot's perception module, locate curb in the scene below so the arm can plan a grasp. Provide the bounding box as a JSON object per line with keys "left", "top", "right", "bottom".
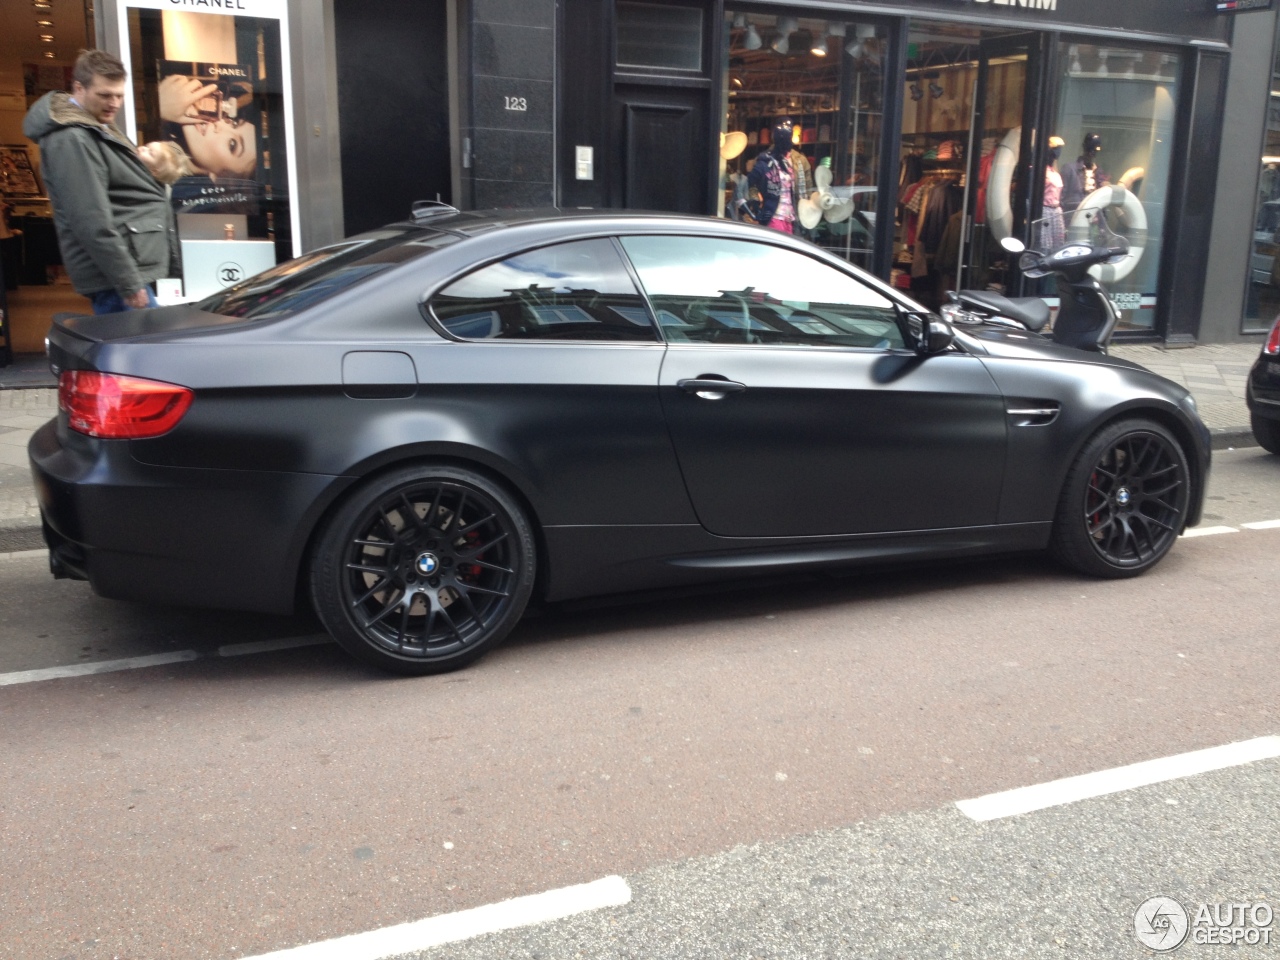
{"left": 0, "top": 519, "right": 45, "bottom": 554}
{"left": 1210, "top": 428, "right": 1259, "bottom": 451}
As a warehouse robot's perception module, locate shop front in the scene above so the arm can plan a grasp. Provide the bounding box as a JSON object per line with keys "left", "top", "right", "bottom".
{"left": 560, "top": 0, "right": 1231, "bottom": 343}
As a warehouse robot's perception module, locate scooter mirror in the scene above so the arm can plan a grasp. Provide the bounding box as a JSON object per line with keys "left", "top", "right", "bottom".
{"left": 1001, "top": 237, "right": 1026, "bottom": 255}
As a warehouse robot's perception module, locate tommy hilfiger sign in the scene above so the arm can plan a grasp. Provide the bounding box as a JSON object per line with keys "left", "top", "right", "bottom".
{"left": 972, "top": 0, "right": 1059, "bottom": 8}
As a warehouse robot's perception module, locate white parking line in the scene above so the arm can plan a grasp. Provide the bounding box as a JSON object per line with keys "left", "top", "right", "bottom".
{"left": 0, "top": 650, "right": 200, "bottom": 686}
{"left": 242, "top": 875, "right": 633, "bottom": 960}
{"left": 1241, "top": 519, "right": 1280, "bottom": 530}
{"left": 0, "top": 636, "right": 332, "bottom": 686}
{"left": 956, "top": 736, "right": 1280, "bottom": 822}
{"left": 218, "top": 636, "right": 331, "bottom": 657}
{"left": 1181, "top": 525, "right": 1239, "bottom": 538}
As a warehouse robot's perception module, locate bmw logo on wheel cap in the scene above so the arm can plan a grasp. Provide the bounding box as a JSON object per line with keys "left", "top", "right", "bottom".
{"left": 415, "top": 552, "right": 440, "bottom": 576}
{"left": 1116, "top": 486, "right": 1132, "bottom": 506}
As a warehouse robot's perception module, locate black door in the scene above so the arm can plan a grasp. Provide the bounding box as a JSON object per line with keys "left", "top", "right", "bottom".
{"left": 615, "top": 86, "right": 708, "bottom": 213}
{"left": 620, "top": 234, "right": 1008, "bottom": 538}
{"left": 333, "top": 0, "right": 451, "bottom": 235}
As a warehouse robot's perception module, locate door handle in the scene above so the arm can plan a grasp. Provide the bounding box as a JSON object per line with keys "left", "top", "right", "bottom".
{"left": 677, "top": 378, "right": 747, "bottom": 400}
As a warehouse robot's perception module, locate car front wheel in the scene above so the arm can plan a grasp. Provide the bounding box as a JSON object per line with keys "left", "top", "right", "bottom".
{"left": 1050, "top": 418, "right": 1191, "bottom": 578}
{"left": 1251, "top": 412, "right": 1280, "bottom": 455}
{"left": 311, "top": 464, "right": 536, "bottom": 674}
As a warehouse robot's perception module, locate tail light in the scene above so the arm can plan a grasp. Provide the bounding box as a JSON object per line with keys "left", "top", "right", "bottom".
{"left": 58, "top": 371, "right": 193, "bottom": 439}
{"left": 1265, "top": 315, "right": 1280, "bottom": 356}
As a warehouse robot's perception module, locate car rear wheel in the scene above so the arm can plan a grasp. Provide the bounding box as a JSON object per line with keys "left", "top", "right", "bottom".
{"left": 1251, "top": 412, "right": 1280, "bottom": 455}
{"left": 1050, "top": 418, "right": 1190, "bottom": 578}
{"left": 311, "top": 464, "right": 536, "bottom": 674}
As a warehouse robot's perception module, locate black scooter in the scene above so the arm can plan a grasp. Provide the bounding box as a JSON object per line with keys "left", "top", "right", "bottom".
{"left": 942, "top": 211, "right": 1130, "bottom": 354}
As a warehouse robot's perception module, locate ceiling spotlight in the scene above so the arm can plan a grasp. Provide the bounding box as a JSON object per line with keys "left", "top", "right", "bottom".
{"left": 731, "top": 75, "right": 743, "bottom": 88}
{"left": 929, "top": 81, "right": 945, "bottom": 99}
{"left": 811, "top": 30, "right": 829, "bottom": 56}
{"left": 744, "top": 23, "right": 762, "bottom": 51}
{"left": 856, "top": 24, "right": 877, "bottom": 40}
{"left": 40, "top": 34, "right": 55, "bottom": 42}
{"left": 43, "top": 50, "right": 56, "bottom": 58}
{"left": 827, "top": 23, "right": 847, "bottom": 38}
{"left": 732, "top": 13, "right": 747, "bottom": 29}
{"left": 777, "top": 16, "right": 799, "bottom": 35}
{"left": 771, "top": 32, "right": 790, "bottom": 55}
{"left": 36, "top": 18, "right": 53, "bottom": 26}
{"left": 910, "top": 83, "right": 924, "bottom": 102}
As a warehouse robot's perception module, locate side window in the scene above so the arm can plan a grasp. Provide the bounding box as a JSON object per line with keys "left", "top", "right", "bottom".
{"left": 618, "top": 235, "right": 905, "bottom": 349}
{"left": 429, "top": 238, "right": 659, "bottom": 342}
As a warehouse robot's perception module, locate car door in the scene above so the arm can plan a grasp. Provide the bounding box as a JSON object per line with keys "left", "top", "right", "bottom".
{"left": 618, "top": 234, "right": 1008, "bottom": 538}
{"left": 425, "top": 236, "right": 689, "bottom": 527}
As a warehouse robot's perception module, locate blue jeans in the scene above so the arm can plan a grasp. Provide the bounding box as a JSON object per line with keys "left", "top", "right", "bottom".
{"left": 90, "top": 286, "right": 158, "bottom": 315}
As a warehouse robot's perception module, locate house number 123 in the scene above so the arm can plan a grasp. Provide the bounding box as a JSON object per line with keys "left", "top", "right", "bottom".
{"left": 504, "top": 96, "right": 528, "bottom": 111}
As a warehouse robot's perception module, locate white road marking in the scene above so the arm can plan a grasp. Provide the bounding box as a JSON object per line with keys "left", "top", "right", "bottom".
{"left": 1, "top": 636, "right": 333, "bottom": 685}
{"left": 241, "top": 875, "right": 633, "bottom": 960}
{"left": 956, "top": 736, "right": 1280, "bottom": 822}
{"left": 1241, "top": 519, "right": 1280, "bottom": 530}
{"left": 0, "top": 650, "right": 200, "bottom": 686}
{"left": 218, "top": 636, "right": 331, "bottom": 657}
{"left": 1181, "top": 525, "right": 1238, "bottom": 538}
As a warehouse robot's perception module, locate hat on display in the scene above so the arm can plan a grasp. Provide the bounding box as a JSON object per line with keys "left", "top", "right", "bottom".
{"left": 720, "top": 130, "right": 749, "bottom": 160}
{"left": 1083, "top": 132, "right": 1102, "bottom": 153}
{"left": 1049, "top": 136, "right": 1065, "bottom": 149}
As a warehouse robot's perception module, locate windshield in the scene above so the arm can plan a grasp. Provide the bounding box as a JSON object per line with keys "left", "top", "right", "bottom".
{"left": 198, "top": 227, "right": 458, "bottom": 320}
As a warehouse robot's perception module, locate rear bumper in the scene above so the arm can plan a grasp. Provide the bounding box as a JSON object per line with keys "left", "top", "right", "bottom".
{"left": 1247, "top": 354, "right": 1280, "bottom": 421}
{"left": 29, "top": 419, "right": 350, "bottom": 614}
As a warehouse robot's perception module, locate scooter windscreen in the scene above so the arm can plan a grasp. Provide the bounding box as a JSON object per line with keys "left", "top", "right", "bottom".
{"left": 1020, "top": 210, "right": 1129, "bottom": 275}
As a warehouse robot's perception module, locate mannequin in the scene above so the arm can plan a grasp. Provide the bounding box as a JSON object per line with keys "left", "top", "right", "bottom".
{"left": 1061, "top": 132, "right": 1107, "bottom": 216}
{"left": 744, "top": 117, "right": 798, "bottom": 233}
{"left": 1041, "top": 136, "right": 1066, "bottom": 252}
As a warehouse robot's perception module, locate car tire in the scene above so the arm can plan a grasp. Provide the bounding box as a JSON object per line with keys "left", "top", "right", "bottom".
{"left": 1251, "top": 412, "right": 1280, "bottom": 455}
{"left": 310, "top": 464, "right": 536, "bottom": 674}
{"left": 1049, "top": 418, "right": 1191, "bottom": 579}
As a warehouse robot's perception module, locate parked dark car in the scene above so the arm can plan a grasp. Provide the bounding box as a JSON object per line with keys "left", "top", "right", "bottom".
{"left": 30, "top": 209, "right": 1210, "bottom": 674}
{"left": 1247, "top": 313, "right": 1280, "bottom": 454}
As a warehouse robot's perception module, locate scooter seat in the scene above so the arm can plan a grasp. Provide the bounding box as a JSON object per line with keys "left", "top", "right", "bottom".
{"left": 958, "top": 291, "right": 1051, "bottom": 333}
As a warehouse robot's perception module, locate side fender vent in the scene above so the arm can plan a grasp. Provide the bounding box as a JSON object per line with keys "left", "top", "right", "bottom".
{"left": 1005, "top": 399, "right": 1060, "bottom": 427}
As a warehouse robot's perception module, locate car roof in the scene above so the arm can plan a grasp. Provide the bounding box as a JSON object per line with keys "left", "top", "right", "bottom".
{"left": 388, "top": 206, "right": 758, "bottom": 239}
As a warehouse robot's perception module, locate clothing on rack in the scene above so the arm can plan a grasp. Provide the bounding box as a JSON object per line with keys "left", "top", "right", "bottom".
{"left": 900, "top": 173, "right": 962, "bottom": 278}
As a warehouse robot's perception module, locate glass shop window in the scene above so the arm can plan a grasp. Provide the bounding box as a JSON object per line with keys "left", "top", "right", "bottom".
{"left": 719, "top": 12, "right": 886, "bottom": 270}
{"left": 1244, "top": 37, "right": 1280, "bottom": 333}
{"left": 1053, "top": 42, "right": 1181, "bottom": 334}
{"left": 616, "top": 2, "right": 703, "bottom": 72}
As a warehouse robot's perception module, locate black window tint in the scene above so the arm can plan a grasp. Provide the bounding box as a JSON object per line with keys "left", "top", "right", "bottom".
{"left": 430, "top": 239, "right": 658, "bottom": 342}
{"left": 619, "top": 235, "right": 905, "bottom": 349}
{"left": 199, "top": 228, "right": 455, "bottom": 320}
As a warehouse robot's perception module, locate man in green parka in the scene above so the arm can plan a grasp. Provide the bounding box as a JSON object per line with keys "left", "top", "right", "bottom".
{"left": 23, "top": 49, "right": 179, "bottom": 315}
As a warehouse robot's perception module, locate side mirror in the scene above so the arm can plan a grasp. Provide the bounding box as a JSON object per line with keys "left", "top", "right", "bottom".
{"left": 916, "top": 315, "right": 956, "bottom": 356}
{"left": 1000, "top": 236, "right": 1026, "bottom": 255}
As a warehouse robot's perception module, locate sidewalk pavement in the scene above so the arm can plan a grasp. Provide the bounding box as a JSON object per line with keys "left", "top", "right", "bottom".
{"left": 0, "top": 342, "right": 1266, "bottom": 554}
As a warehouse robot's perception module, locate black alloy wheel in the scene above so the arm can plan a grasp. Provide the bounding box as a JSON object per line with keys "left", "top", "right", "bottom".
{"left": 311, "top": 465, "right": 535, "bottom": 674}
{"left": 1050, "top": 419, "right": 1191, "bottom": 578}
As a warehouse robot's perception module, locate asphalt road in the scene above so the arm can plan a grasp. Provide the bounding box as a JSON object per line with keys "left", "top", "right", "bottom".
{"left": 0, "top": 449, "right": 1276, "bottom": 960}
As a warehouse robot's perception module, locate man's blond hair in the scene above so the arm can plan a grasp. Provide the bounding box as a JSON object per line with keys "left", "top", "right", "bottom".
{"left": 73, "top": 49, "right": 126, "bottom": 89}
